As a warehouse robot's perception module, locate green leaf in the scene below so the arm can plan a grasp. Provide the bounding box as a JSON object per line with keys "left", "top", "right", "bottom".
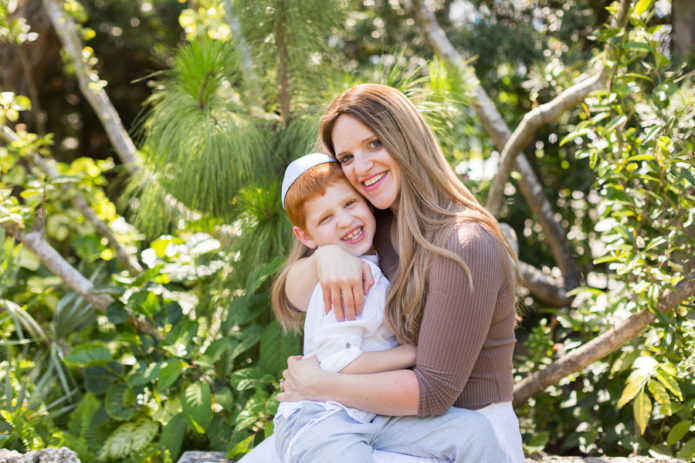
{"left": 677, "top": 437, "right": 695, "bottom": 461}
{"left": 130, "top": 290, "right": 160, "bottom": 318}
{"left": 183, "top": 382, "right": 212, "bottom": 433}
{"left": 104, "top": 383, "right": 138, "bottom": 421}
{"left": 99, "top": 417, "right": 158, "bottom": 459}
{"left": 634, "top": 0, "right": 655, "bottom": 15}
{"left": 229, "top": 325, "right": 263, "bottom": 363}
{"left": 128, "top": 362, "right": 161, "bottom": 386}
{"left": 259, "top": 320, "right": 301, "bottom": 376}
{"left": 160, "top": 413, "right": 186, "bottom": 461}
{"left": 226, "top": 434, "right": 254, "bottom": 459}
{"left": 64, "top": 342, "right": 112, "bottom": 366}
{"left": 647, "top": 379, "right": 671, "bottom": 416}
{"left": 89, "top": 285, "right": 125, "bottom": 296}
{"left": 84, "top": 362, "right": 124, "bottom": 395}
{"left": 131, "top": 263, "right": 164, "bottom": 287}
{"left": 157, "top": 358, "right": 186, "bottom": 392}
{"left": 617, "top": 370, "right": 649, "bottom": 408}
{"left": 655, "top": 367, "right": 683, "bottom": 400}
{"left": 628, "top": 154, "right": 655, "bottom": 162}
{"left": 682, "top": 168, "right": 695, "bottom": 187}
{"left": 560, "top": 129, "right": 591, "bottom": 146}
{"left": 214, "top": 387, "right": 235, "bottom": 413}
{"left": 524, "top": 430, "right": 550, "bottom": 455}
{"left": 667, "top": 420, "right": 692, "bottom": 446}
{"left": 634, "top": 389, "right": 652, "bottom": 435}
{"left": 106, "top": 301, "right": 130, "bottom": 324}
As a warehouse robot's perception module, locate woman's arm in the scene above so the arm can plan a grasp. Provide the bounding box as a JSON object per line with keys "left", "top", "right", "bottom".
{"left": 278, "top": 355, "right": 420, "bottom": 416}
{"left": 285, "top": 245, "right": 374, "bottom": 319}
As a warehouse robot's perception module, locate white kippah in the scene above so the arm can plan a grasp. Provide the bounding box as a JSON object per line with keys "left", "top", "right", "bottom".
{"left": 281, "top": 153, "right": 337, "bottom": 209}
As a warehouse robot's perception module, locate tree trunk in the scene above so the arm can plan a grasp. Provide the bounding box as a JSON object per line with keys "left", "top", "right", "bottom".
{"left": 672, "top": 0, "right": 695, "bottom": 60}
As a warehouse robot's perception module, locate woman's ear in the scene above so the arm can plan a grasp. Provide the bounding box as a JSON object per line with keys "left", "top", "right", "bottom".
{"left": 293, "top": 226, "right": 317, "bottom": 249}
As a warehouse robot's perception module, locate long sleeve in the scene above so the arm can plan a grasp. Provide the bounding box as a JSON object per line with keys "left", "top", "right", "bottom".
{"left": 413, "top": 223, "right": 516, "bottom": 415}
{"left": 306, "top": 258, "right": 398, "bottom": 373}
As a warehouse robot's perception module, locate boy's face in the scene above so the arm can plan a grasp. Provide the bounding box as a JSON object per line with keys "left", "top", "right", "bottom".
{"left": 293, "top": 179, "right": 376, "bottom": 257}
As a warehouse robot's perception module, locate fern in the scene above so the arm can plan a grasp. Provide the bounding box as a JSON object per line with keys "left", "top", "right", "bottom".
{"left": 98, "top": 417, "right": 158, "bottom": 461}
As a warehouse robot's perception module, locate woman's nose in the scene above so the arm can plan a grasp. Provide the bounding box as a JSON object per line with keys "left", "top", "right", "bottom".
{"left": 354, "top": 152, "right": 372, "bottom": 175}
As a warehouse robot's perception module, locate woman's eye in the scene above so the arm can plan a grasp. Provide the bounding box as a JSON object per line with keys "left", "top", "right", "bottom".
{"left": 338, "top": 154, "right": 353, "bottom": 164}
{"left": 368, "top": 139, "right": 381, "bottom": 149}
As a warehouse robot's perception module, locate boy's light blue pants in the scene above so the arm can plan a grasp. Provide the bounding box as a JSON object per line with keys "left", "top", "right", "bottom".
{"left": 274, "top": 401, "right": 501, "bottom": 463}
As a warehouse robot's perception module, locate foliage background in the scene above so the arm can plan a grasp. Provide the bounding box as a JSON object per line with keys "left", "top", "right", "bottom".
{"left": 0, "top": 0, "right": 693, "bottom": 461}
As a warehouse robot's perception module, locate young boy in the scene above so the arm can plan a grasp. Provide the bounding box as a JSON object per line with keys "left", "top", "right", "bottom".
{"left": 270, "top": 153, "right": 500, "bottom": 463}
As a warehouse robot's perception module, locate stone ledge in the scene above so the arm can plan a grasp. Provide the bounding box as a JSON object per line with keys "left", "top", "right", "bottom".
{"left": 175, "top": 451, "right": 686, "bottom": 463}
{"left": 0, "top": 447, "right": 81, "bottom": 463}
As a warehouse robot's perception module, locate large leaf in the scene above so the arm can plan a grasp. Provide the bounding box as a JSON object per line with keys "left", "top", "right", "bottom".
{"left": 160, "top": 412, "right": 186, "bottom": 461}
{"left": 84, "top": 362, "right": 124, "bottom": 395}
{"left": 98, "top": 417, "right": 158, "bottom": 460}
{"left": 678, "top": 437, "right": 695, "bottom": 462}
{"left": 157, "top": 358, "right": 186, "bottom": 392}
{"left": 617, "top": 369, "right": 649, "bottom": 408}
{"left": 64, "top": 342, "right": 112, "bottom": 367}
{"left": 633, "top": 389, "right": 652, "bottom": 435}
{"left": 647, "top": 379, "right": 671, "bottom": 416}
{"left": 183, "top": 381, "right": 212, "bottom": 433}
{"left": 259, "top": 319, "right": 301, "bottom": 376}
{"left": 104, "top": 383, "right": 138, "bottom": 421}
{"left": 667, "top": 420, "right": 692, "bottom": 446}
{"left": 655, "top": 367, "right": 683, "bottom": 400}
{"left": 229, "top": 325, "right": 263, "bottom": 363}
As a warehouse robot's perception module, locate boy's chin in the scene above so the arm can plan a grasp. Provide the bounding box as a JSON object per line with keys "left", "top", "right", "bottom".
{"left": 338, "top": 243, "right": 370, "bottom": 257}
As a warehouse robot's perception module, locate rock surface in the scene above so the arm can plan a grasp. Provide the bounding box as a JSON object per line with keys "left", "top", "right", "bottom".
{"left": 175, "top": 451, "right": 686, "bottom": 463}
{"left": 0, "top": 447, "right": 81, "bottom": 463}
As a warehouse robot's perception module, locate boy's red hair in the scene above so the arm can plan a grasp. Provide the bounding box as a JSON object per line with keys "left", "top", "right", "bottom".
{"left": 284, "top": 161, "right": 346, "bottom": 229}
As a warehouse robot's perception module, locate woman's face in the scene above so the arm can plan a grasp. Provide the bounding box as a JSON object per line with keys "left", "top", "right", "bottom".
{"left": 331, "top": 114, "right": 402, "bottom": 212}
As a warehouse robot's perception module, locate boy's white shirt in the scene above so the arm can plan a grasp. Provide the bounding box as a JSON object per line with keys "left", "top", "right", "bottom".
{"left": 276, "top": 254, "right": 398, "bottom": 423}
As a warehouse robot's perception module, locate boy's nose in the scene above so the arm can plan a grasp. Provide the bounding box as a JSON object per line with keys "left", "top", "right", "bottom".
{"left": 336, "top": 212, "right": 352, "bottom": 227}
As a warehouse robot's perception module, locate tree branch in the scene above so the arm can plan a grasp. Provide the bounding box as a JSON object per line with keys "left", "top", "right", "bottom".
{"left": 486, "top": 0, "right": 632, "bottom": 217}
{"left": 407, "top": 0, "right": 582, "bottom": 290}
{"left": 0, "top": 204, "right": 161, "bottom": 340}
{"left": 275, "top": 0, "right": 291, "bottom": 125}
{"left": 0, "top": 213, "right": 112, "bottom": 310}
{"left": 0, "top": 126, "right": 143, "bottom": 276}
{"left": 519, "top": 261, "right": 571, "bottom": 307}
{"left": 513, "top": 272, "right": 695, "bottom": 407}
{"left": 41, "top": 0, "right": 140, "bottom": 171}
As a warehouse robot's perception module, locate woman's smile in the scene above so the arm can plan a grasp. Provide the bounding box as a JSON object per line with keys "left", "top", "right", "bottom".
{"left": 331, "top": 114, "right": 402, "bottom": 212}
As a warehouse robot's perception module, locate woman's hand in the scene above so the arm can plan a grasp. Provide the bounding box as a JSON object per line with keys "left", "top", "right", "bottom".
{"left": 313, "top": 245, "right": 374, "bottom": 320}
{"left": 277, "top": 355, "right": 328, "bottom": 402}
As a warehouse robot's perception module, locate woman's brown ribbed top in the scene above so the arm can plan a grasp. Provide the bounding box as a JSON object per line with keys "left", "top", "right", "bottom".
{"left": 373, "top": 210, "right": 516, "bottom": 414}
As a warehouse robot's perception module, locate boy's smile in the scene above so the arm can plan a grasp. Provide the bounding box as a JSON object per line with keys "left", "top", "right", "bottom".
{"left": 293, "top": 179, "right": 376, "bottom": 257}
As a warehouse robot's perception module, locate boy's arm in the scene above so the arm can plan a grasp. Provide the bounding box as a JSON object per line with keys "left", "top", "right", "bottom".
{"left": 339, "top": 344, "right": 416, "bottom": 374}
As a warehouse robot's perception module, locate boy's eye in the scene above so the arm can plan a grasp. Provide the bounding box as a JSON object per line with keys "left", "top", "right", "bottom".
{"left": 319, "top": 215, "right": 332, "bottom": 224}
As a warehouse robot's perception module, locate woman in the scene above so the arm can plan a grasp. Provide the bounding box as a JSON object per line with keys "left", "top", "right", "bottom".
{"left": 243, "top": 84, "right": 524, "bottom": 462}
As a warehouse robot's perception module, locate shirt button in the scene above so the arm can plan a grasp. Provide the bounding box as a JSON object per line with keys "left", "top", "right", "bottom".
{"left": 345, "top": 342, "right": 351, "bottom": 349}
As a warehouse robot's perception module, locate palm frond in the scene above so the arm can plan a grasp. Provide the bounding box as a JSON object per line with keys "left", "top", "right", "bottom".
{"left": 135, "top": 38, "right": 273, "bottom": 222}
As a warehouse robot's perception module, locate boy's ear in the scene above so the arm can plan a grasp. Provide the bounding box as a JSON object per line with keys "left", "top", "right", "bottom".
{"left": 293, "top": 226, "right": 317, "bottom": 249}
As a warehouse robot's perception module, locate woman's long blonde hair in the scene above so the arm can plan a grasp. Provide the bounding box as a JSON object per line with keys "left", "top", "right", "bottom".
{"left": 320, "top": 84, "right": 518, "bottom": 344}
